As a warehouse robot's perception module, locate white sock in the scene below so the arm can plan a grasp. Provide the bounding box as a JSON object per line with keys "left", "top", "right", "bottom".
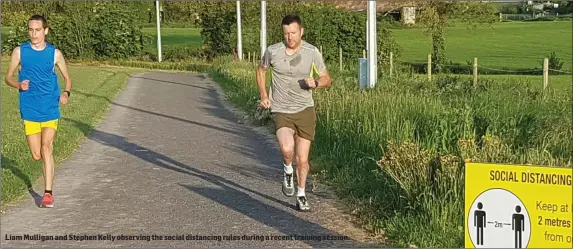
{"left": 284, "top": 162, "right": 293, "bottom": 174}
{"left": 297, "top": 187, "right": 305, "bottom": 197}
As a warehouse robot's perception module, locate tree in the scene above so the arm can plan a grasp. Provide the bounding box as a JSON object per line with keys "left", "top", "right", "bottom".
{"left": 417, "top": 0, "right": 497, "bottom": 74}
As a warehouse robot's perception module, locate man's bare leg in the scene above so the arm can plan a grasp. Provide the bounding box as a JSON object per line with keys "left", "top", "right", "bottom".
{"left": 40, "top": 127, "right": 56, "bottom": 207}
{"left": 276, "top": 127, "right": 295, "bottom": 165}
{"left": 41, "top": 128, "right": 56, "bottom": 191}
{"left": 26, "top": 134, "right": 43, "bottom": 186}
{"left": 294, "top": 135, "right": 311, "bottom": 194}
{"left": 293, "top": 134, "right": 312, "bottom": 211}
{"left": 277, "top": 127, "right": 296, "bottom": 196}
{"left": 26, "top": 134, "right": 43, "bottom": 162}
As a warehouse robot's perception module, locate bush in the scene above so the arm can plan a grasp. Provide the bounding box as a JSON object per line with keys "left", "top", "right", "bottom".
{"left": 1, "top": 10, "right": 31, "bottom": 27}
{"left": 376, "top": 140, "right": 464, "bottom": 213}
{"left": 2, "top": 2, "right": 148, "bottom": 60}
{"left": 199, "top": 1, "right": 401, "bottom": 66}
{"left": 161, "top": 1, "right": 202, "bottom": 27}
{"left": 1, "top": 25, "right": 29, "bottom": 55}
{"left": 540, "top": 52, "right": 565, "bottom": 71}
{"left": 163, "top": 46, "right": 208, "bottom": 61}
{"left": 198, "top": 2, "right": 236, "bottom": 61}
{"left": 89, "top": 3, "right": 146, "bottom": 59}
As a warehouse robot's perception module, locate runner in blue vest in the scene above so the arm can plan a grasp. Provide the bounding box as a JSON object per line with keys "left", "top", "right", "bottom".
{"left": 4, "top": 14, "right": 72, "bottom": 208}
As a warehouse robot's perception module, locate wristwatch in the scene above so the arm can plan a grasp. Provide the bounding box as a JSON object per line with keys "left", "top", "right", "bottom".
{"left": 63, "top": 90, "right": 70, "bottom": 97}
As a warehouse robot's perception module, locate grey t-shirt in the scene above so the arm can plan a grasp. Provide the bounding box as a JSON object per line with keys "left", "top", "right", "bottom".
{"left": 260, "top": 41, "right": 326, "bottom": 114}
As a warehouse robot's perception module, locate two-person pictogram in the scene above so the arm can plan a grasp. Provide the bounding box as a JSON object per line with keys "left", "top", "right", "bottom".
{"left": 474, "top": 202, "right": 526, "bottom": 248}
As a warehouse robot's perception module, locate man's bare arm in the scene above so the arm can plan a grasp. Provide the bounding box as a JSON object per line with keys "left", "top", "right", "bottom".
{"left": 4, "top": 47, "right": 22, "bottom": 89}
{"left": 311, "top": 48, "right": 331, "bottom": 89}
{"left": 256, "top": 65, "right": 268, "bottom": 99}
{"left": 55, "top": 49, "right": 72, "bottom": 93}
{"left": 314, "top": 69, "right": 332, "bottom": 88}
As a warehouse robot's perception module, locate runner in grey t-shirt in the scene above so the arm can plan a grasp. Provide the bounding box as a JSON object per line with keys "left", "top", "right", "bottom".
{"left": 260, "top": 40, "right": 325, "bottom": 114}
{"left": 256, "top": 14, "right": 332, "bottom": 212}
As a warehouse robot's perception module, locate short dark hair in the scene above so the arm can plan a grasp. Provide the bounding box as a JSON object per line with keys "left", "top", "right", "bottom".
{"left": 28, "top": 15, "right": 48, "bottom": 28}
{"left": 282, "top": 14, "right": 302, "bottom": 27}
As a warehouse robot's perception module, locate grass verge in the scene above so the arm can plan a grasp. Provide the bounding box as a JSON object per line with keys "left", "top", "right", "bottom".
{"left": 204, "top": 56, "right": 572, "bottom": 248}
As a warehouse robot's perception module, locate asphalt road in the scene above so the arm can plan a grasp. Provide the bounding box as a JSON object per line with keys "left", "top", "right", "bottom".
{"left": 0, "top": 71, "right": 385, "bottom": 248}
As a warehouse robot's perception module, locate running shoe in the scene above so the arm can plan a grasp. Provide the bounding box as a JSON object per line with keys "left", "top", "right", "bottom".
{"left": 282, "top": 172, "right": 295, "bottom": 197}
{"left": 296, "top": 196, "right": 310, "bottom": 212}
{"left": 40, "top": 193, "right": 54, "bottom": 208}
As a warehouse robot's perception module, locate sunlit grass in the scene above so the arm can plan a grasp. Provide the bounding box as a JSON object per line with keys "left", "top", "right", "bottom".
{"left": 208, "top": 56, "right": 572, "bottom": 248}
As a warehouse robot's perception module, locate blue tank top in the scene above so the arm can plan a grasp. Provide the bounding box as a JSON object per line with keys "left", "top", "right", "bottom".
{"left": 18, "top": 42, "right": 60, "bottom": 122}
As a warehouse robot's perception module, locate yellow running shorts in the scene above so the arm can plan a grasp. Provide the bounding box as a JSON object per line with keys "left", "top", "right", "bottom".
{"left": 23, "top": 119, "right": 59, "bottom": 135}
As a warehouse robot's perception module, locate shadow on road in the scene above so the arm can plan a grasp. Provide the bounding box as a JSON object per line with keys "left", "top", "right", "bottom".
{"left": 1, "top": 155, "right": 43, "bottom": 206}
{"left": 63, "top": 117, "right": 361, "bottom": 248}
{"left": 72, "top": 89, "right": 246, "bottom": 138}
{"left": 129, "top": 75, "right": 213, "bottom": 91}
{"left": 195, "top": 75, "right": 286, "bottom": 178}
{"left": 180, "top": 184, "right": 359, "bottom": 248}
{"left": 63, "top": 117, "right": 291, "bottom": 209}
{"left": 73, "top": 72, "right": 283, "bottom": 181}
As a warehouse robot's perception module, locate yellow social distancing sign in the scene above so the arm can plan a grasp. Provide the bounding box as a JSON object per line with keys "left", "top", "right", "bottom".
{"left": 465, "top": 162, "right": 572, "bottom": 248}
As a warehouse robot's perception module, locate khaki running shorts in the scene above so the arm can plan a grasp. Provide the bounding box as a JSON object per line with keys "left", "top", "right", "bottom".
{"left": 273, "top": 107, "right": 316, "bottom": 141}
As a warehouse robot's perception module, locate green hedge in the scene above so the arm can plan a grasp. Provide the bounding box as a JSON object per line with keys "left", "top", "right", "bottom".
{"left": 199, "top": 1, "right": 401, "bottom": 65}
{"left": 2, "top": 1, "right": 402, "bottom": 64}
{"left": 1, "top": 1, "right": 207, "bottom": 30}
{"left": 2, "top": 2, "right": 149, "bottom": 60}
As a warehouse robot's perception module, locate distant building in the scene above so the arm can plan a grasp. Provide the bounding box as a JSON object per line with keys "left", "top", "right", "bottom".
{"left": 527, "top": 1, "right": 559, "bottom": 9}
{"left": 328, "top": 1, "right": 419, "bottom": 25}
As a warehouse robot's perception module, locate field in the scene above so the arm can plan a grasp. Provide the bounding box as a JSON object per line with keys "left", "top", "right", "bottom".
{"left": 392, "top": 21, "right": 572, "bottom": 71}
{"left": 141, "top": 27, "right": 202, "bottom": 54}
{"left": 135, "top": 21, "right": 573, "bottom": 73}
{"left": 0, "top": 60, "right": 145, "bottom": 207}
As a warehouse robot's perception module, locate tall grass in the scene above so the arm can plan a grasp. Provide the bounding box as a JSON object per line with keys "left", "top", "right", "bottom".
{"left": 208, "top": 56, "right": 571, "bottom": 247}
